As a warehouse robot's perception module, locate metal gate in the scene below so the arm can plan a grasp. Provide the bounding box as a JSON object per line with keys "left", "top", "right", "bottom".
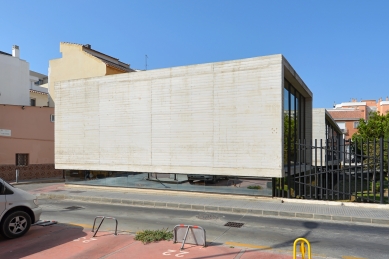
{"left": 273, "top": 138, "right": 389, "bottom": 204}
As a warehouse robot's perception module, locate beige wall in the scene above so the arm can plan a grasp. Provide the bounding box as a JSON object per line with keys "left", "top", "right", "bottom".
{"left": 29, "top": 92, "right": 48, "bottom": 106}
{"left": 48, "top": 43, "right": 107, "bottom": 107}
{"left": 0, "top": 105, "right": 54, "bottom": 165}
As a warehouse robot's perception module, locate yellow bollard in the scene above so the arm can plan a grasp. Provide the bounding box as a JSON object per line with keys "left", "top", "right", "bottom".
{"left": 293, "top": 238, "right": 311, "bottom": 259}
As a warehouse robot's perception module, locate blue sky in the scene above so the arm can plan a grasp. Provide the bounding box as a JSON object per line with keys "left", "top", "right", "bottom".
{"left": 1, "top": 1, "right": 388, "bottom": 108}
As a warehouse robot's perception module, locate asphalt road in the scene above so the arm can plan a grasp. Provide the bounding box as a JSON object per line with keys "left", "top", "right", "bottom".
{"left": 36, "top": 198, "right": 389, "bottom": 259}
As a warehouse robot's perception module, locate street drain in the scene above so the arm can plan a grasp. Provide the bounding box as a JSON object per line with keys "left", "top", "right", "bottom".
{"left": 196, "top": 213, "right": 219, "bottom": 220}
{"left": 224, "top": 222, "right": 244, "bottom": 228}
{"left": 64, "top": 206, "right": 84, "bottom": 211}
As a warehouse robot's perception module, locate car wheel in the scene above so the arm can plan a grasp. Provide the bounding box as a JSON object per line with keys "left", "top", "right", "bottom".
{"left": 188, "top": 180, "right": 194, "bottom": 184}
{"left": 1, "top": 211, "right": 31, "bottom": 239}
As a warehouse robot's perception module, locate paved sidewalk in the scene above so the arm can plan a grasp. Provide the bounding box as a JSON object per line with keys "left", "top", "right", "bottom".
{"left": 11, "top": 177, "right": 64, "bottom": 185}
{"left": 26, "top": 183, "right": 389, "bottom": 226}
{"left": 0, "top": 224, "right": 304, "bottom": 259}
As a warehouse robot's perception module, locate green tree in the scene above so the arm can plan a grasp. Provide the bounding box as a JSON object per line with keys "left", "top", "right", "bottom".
{"left": 352, "top": 111, "right": 389, "bottom": 196}
{"left": 352, "top": 111, "right": 389, "bottom": 140}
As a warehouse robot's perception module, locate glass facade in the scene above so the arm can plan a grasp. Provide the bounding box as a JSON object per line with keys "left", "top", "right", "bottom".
{"left": 325, "top": 119, "right": 341, "bottom": 161}
{"left": 283, "top": 79, "right": 306, "bottom": 168}
{"left": 65, "top": 170, "right": 273, "bottom": 196}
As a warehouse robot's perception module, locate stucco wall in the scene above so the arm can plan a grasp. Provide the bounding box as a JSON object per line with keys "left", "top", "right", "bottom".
{"left": 48, "top": 43, "right": 107, "bottom": 107}
{"left": 29, "top": 92, "right": 48, "bottom": 106}
{"left": 0, "top": 54, "right": 30, "bottom": 106}
{"left": 0, "top": 105, "right": 54, "bottom": 165}
{"left": 55, "top": 55, "right": 312, "bottom": 177}
{"left": 106, "top": 66, "right": 126, "bottom": 75}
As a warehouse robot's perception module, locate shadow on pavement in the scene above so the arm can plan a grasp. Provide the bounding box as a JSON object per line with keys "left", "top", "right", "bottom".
{"left": 0, "top": 223, "right": 87, "bottom": 259}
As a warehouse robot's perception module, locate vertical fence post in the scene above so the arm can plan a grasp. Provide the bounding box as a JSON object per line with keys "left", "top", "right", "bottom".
{"left": 314, "top": 139, "right": 318, "bottom": 200}
{"left": 373, "top": 139, "right": 377, "bottom": 202}
{"left": 380, "top": 137, "right": 384, "bottom": 204}
{"left": 360, "top": 140, "right": 364, "bottom": 202}
{"left": 354, "top": 139, "right": 358, "bottom": 201}
{"left": 367, "top": 139, "right": 370, "bottom": 202}
{"left": 16, "top": 169, "right": 19, "bottom": 183}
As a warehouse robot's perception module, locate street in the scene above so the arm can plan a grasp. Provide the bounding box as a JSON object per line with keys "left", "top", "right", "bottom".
{"left": 31, "top": 198, "right": 389, "bottom": 259}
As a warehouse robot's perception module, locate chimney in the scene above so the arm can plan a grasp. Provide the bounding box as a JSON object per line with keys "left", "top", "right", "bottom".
{"left": 12, "top": 45, "right": 20, "bottom": 58}
{"left": 84, "top": 44, "right": 91, "bottom": 49}
{"left": 386, "top": 96, "right": 388, "bottom": 101}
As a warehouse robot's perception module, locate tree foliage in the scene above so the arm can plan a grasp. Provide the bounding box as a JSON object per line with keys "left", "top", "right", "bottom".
{"left": 352, "top": 111, "right": 389, "bottom": 140}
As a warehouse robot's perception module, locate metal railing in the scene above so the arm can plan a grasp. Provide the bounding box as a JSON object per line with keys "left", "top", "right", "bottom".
{"left": 173, "top": 224, "right": 206, "bottom": 250}
{"left": 92, "top": 216, "right": 118, "bottom": 237}
{"left": 273, "top": 138, "right": 389, "bottom": 204}
{"left": 293, "top": 238, "right": 311, "bottom": 259}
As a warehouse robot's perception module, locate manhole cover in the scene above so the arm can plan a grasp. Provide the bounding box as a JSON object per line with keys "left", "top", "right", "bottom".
{"left": 64, "top": 206, "right": 84, "bottom": 210}
{"left": 224, "top": 222, "right": 244, "bottom": 228}
{"left": 196, "top": 213, "right": 219, "bottom": 220}
{"left": 69, "top": 191, "right": 85, "bottom": 193}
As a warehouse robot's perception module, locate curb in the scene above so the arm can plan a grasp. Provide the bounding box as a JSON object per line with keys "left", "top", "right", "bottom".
{"left": 38, "top": 193, "right": 389, "bottom": 226}
{"left": 12, "top": 179, "right": 65, "bottom": 185}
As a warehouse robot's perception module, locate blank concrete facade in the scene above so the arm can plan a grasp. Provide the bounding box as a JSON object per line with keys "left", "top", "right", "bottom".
{"left": 55, "top": 54, "right": 312, "bottom": 178}
{"left": 312, "top": 108, "right": 342, "bottom": 165}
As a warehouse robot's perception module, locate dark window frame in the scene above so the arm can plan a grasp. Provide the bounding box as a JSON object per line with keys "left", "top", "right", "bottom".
{"left": 16, "top": 153, "right": 29, "bottom": 166}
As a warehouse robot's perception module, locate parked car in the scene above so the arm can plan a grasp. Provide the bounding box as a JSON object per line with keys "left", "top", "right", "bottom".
{"left": 187, "top": 174, "right": 226, "bottom": 184}
{"left": 0, "top": 178, "right": 42, "bottom": 239}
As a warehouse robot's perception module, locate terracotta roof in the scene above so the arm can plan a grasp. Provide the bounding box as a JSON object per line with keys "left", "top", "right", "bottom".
{"left": 327, "top": 110, "right": 364, "bottom": 120}
{"left": 88, "top": 54, "right": 134, "bottom": 72}
{"left": 60, "top": 42, "right": 134, "bottom": 72}
{"left": 30, "top": 89, "right": 48, "bottom": 95}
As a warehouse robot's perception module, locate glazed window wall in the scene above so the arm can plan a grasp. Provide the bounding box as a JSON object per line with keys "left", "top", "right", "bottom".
{"left": 325, "top": 120, "right": 341, "bottom": 161}
{"left": 283, "top": 79, "right": 305, "bottom": 168}
{"left": 65, "top": 170, "right": 273, "bottom": 196}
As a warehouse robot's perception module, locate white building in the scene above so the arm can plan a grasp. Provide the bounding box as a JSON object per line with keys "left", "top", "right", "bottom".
{"left": 0, "top": 46, "right": 30, "bottom": 106}
{"left": 0, "top": 45, "right": 48, "bottom": 106}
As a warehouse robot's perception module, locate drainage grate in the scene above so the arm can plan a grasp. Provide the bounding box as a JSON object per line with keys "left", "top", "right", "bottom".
{"left": 224, "top": 222, "right": 244, "bottom": 228}
{"left": 64, "top": 206, "right": 84, "bottom": 210}
{"left": 196, "top": 213, "right": 219, "bottom": 220}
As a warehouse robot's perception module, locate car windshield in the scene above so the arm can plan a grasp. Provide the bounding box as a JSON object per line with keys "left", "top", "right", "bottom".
{"left": 0, "top": 178, "right": 14, "bottom": 188}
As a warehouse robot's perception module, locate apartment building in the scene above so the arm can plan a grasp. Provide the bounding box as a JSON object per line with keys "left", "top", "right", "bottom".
{"left": 327, "top": 98, "right": 389, "bottom": 139}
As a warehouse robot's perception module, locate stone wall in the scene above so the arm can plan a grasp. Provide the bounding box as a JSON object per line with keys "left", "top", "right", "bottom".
{"left": 0, "top": 164, "right": 63, "bottom": 182}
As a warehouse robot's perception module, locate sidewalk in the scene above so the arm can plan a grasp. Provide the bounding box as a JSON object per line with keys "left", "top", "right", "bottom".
{"left": 0, "top": 224, "right": 301, "bottom": 259}
{"left": 28, "top": 182, "right": 389, "bottom": 226}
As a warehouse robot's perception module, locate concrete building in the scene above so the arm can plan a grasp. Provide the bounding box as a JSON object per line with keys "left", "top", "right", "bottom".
{"left": 328, "top": 98, "right": 389, "bottom": 139}
{"left": 0, "top": 105, "right": 62, "bottom": 181}
{"left": 0, "top": 45, "right": 49, "bottom": 107}
{"left": 55, "top": 54, "right": 313, "bottom": 196}
{"left": 48, "top": 42, "right": 135, "bottom": 107}
{"left": 0, "top": 46, "right": 30, "bottom": 106}
{"left": 312, "top": 108, "right": 343, "bottom": 166}
{"left": 0, "top": 45, "right": 59, "bottom": 181}
{"left": 29, "top": 71, "right": 49, "bottom": 107}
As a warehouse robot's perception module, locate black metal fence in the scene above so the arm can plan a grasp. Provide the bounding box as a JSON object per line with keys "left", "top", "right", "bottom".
{"left": 273, "top": 138, "right": 389, "bottom": 204}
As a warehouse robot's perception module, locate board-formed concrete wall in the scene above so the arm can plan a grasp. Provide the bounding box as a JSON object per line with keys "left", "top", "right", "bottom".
{"left": 55, "top": 54, "right": 311, "bottom": 177}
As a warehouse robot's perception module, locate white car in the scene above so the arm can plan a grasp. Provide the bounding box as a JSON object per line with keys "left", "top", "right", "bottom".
{"left": 0, "top": 178, "right": 42, "bottom": 239}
